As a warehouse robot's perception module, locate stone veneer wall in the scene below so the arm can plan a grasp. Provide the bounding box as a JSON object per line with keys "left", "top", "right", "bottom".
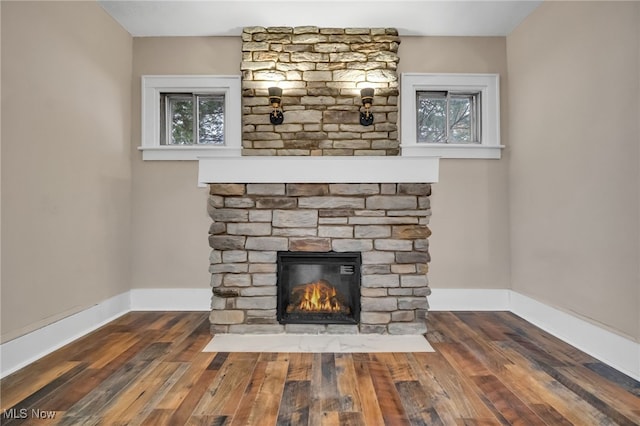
{"left": 241, "top": 26, "right": 400, "bottom": 156}
{"left": 208, "top": 183, "right": 431, "bottom": 335}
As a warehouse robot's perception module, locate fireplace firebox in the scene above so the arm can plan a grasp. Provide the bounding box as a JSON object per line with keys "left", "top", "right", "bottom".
{"left": 277, "top": 251, "right": 361, "bottom": 325}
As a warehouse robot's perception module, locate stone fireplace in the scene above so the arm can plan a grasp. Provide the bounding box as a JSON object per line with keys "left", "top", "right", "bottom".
{"left": 207, "top": 181, "right": 432, "bottom": 335}
{"left": 201, "top": 26, "right": 438, "bottom": 335}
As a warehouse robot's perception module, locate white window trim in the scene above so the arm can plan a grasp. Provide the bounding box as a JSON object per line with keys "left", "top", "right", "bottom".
{"left": 400, "top": 73, "right": 503, "bottom": 159}
{"left": 140, "top": 75, "right": 242, "bottom": 161}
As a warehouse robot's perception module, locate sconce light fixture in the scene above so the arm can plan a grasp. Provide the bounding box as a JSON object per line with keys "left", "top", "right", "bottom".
{"left": 268, "top": 86, "right": 284, "bottom": 125}
{"left": 359, "top": 88, "right": 374, "bottom": 126}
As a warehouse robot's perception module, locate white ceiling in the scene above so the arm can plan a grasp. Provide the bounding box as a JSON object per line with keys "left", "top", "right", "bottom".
{"left": 98, "top": 0, "right": 543, "bottom": 37}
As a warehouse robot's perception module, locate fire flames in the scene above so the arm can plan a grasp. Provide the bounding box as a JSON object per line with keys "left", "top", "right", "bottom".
{"left": 286, "top": 279, "right": 350, "bottom": 314}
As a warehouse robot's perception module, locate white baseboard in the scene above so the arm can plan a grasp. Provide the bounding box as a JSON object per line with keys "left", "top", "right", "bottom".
{"left": 130, "top": 288, "right": 211, "bottom": 311}
{"left": 429, "top": 289, "right": 640, "bottom": 381}
{"left": 2, "top": 288, "right": 638, "bottom": 382}
{"left": 0, "top": 288, "right": 210, "bottom": 379}
{"left": 509, "top": 292, "right": 640, "bottom": 382}
{"left": 0, "top": 292, "right": 130, "bottom": 378}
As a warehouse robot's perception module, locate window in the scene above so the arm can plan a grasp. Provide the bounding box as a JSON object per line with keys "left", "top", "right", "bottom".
{"left": 140, "top": 75, "right": 241, "bottom": 160}
{"left": 417, "top": 91, "right": 480, "bottom": 144}
{"left": 160, "top": 93, "right": 224, "bottom": 146}
{"left": 401, "top": 73, "right": 502, "bottom": 159}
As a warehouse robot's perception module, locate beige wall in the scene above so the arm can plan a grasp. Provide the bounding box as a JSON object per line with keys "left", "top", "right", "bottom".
{"left": 130, "top": 38, "right": 241, "bottom": 289}
{"left": 399, "top": 37, "right": 511, "bottom": 290}
{"left": 507, "top": 1, "right": 640, "bottom": 340}
{"left": 1, "top": 2, "right": 133, "bottom": 342}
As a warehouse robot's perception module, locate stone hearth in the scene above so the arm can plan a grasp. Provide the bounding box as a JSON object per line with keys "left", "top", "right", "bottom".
{"left": 208, "top": 182, "right": 431, "bottom": 334}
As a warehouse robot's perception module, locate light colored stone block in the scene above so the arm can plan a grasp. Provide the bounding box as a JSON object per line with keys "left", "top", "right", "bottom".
{"left": 227, "top": 223, "right": 272, "bottom": 236}
{"left": 375, "top": 239, "right": 413, "bottom": 251}
{"left": 249, "top": 210, "right": 273, "bottom": 222}
{"left": 361, "top": 265, "right": 391, "bottom": 274}
{"left": 366, "top": 195, "right": 417, "bottom": 210}
{"left": 388, "top": 322, "right": 427, "bottom": 335}
{"left": 210, "top": 263, "right": 248, "bottom": 274}
{"left": 332, "top": 239, "right": 373, "bottom": 252}
{"left": 360, "top": 288, "right": 388, "bottom": 297}
{"left": 361, "top": 251, "right": 395, "bottom": 264}
{"left": 210, "top": 184, "right": 246, "bottom": 196}
{"left": 360, "top": 325, "right": 388, "bottom": 334}
{"left": 240, "top": 286, "right": 277, "bottom": 296}
{"left": 361, "top": 312, "right": 391, "bottom": 324}
{"left": 211, "top": 209, "right": 249, "bottom": 223}
{"left": 298, "top": 197, "right": 364, "bottom": 209}
{"left": 362, "top": 274, "right": 400, "bottom": 288}
{"left": 388, "top": 288, "right": 413, "bottom": 296}
{"left": 211, "top": 296, "right": 226, "bottom": 310}
{"left": 222, "top": 250, "right": 247, "bottom": 263}
{"left": 272, "top": 228, "right": 318, "bottom": 237}
{"left": 329, "top": 183, "right": 379, "bottom": 195}
{"left": 223, "top": 274, "right": 252, "bottom": 287}
{"left": 210, "top": 274, "right": 223, "bottom": 288}
{"left": 225, "top": 198, "right": 255, "bottom": 208}
{"left": 398, "top": 297, "right": 428, "bottom": 310}
{"left": 209, "top": 250, "right": 222, "bottom": 264}
{"left": 318, "top": 226, "right": 353, "bottom": 238}
{"left": 229, "top": 324, "right": 285, "bottom": 334}
{"left": 247, "top": 183, "right": 285, "bottom": 195}
{"left": 354, "top": 225, "right": 391, "bottom": 238}
{"left": 325, "top": 324, "right": 359, "bottom": 334}
{"left": 361, "top": 297, "right": 397, "bottom": 311}
{"left": 273, "top": 209, "right": 318, "bottom": 227}
{"left": 248, "top": 251, "right": 277, "bottom": 263}
{"left": 252, "top": 273, "right": 277, "bottom": 286}
{"left": 248, "top": 263, "right": 277, "bottom": 273}
{"left": 401, "top": 275, "right": 428, "bottom": 288}
{"left": 391, "top": 311, "right": 416, "bottom": 322}
{"left": 236, "top": 296, "right": 277, "bottom": 310}
{"left": 245, "top": 237, "right": 288, "bottom": 251}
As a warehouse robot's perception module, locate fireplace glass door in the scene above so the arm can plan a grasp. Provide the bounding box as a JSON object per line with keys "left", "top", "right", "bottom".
{"left": 277, "top": 251, "right": 361, "bottom": 325}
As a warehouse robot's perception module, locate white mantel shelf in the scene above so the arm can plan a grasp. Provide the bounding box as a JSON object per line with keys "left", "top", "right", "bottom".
{"left": 198, "top": 156, "right": 439, "bottom": 185}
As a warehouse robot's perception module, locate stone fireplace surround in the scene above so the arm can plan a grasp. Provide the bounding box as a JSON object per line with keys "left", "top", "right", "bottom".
{"left": 202, "top": 156, "right": 439, "bottom": 335}
{"left": 203, "top": 25, "right": 439, "bottom": 335}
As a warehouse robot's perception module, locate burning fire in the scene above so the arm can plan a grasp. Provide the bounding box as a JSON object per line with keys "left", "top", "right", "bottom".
{"left": 287, "top": 279, "right": 350, "bottom": 314}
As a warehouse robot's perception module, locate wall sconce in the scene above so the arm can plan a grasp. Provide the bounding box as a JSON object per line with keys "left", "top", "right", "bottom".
{"left": 359, "top": 88, "right": 374, "bottom": 126}
{"left": 268, "top": 87, "right": 284, "bottom": 125}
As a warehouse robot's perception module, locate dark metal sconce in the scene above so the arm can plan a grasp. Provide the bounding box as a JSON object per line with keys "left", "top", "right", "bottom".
{"left": 268, "top": 87, "right": 284, "bottom": 125}
{"left": 360, "top": 88, "right": 374, "bottom": 126}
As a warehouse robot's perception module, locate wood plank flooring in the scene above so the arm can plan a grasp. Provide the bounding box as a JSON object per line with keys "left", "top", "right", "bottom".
{"left": 1, "top": 311, "right": 638, "bottom": 425}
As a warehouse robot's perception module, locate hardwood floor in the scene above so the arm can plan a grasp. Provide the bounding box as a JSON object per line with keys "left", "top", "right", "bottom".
{"left": 1, "top": 311, "right": 638, "bottom": 425}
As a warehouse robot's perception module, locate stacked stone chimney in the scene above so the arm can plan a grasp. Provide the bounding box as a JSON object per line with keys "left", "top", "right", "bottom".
{"left": 241, "top": 26, "right": 400, "bottom": 156}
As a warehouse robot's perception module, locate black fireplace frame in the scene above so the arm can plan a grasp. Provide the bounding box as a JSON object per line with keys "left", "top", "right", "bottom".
{"left": 276, "top": 251, "right": 361, "bottom": 325}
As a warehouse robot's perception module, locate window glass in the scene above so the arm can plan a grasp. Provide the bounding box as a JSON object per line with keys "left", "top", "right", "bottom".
{"left": 168, "top": 95, "right": 193, "bottom": 145}
{"left": 160, "top": 94, "right": 224, "bottom": 145}
{"left": 198, "top": 95, "right": 225, "bottom": 145}
{"left": 417, "top": 91, "right": 480, "bottom": 144}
